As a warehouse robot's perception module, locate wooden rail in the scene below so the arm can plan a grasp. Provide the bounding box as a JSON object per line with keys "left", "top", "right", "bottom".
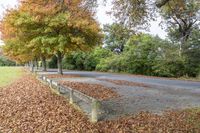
{"left": 40, "top": 75, "right": 101, "bottom": 123}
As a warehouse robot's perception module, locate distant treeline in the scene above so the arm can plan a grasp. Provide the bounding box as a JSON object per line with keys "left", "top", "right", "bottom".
{"left": 47, "top": 33, "right": 200, "bottom": 78}
{"left": 0, "top": 56, "right": 16, "bottom": 66}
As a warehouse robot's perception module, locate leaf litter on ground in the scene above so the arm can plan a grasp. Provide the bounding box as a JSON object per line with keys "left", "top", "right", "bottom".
{"left": 0, "top": 73, "right": 200, "bottom": 133}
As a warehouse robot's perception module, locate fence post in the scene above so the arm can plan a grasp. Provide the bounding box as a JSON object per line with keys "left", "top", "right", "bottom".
{"left": 57, "top": 85, "right": 61, "bottom": 92}
{"left": 91, "top": 99, "right": 99, "bottom": 123}
{"left": 50, "top": 80, "right": 52, "bottom": 88}
{"left": 70, "top": 89, "right": 74, "bottom": 104}
{"left": 43, "top": 76, "right": 46, "bottom": 82}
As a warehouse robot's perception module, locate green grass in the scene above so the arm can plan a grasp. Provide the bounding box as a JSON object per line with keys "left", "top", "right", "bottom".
{"left": 0, "top": 67, "right": 23, "bottom": 87}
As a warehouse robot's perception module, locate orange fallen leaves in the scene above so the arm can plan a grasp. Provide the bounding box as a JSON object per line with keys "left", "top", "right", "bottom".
{"left": 45, "top": 74, "right": 81, "bottom": 79}
{"left": 0, "top": 74, "right": 199, "bottom": 132}
{"left": 98, "top": 79, "right": 150, "bottom": 88}
{"left": 59, "top": 81, "right": 119, "bottom": 100}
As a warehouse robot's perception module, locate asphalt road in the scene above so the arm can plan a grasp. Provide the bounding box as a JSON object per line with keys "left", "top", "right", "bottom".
{"left": 38, "top": 69, "right": 200, "bottom": 120}
{"left": 39, "top": 69, "right": 200, "bottom": 89}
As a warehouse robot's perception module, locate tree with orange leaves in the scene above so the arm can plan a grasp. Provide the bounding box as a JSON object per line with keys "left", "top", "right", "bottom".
{"left": 1, "top": 0, "right": 102, "bottom": 74}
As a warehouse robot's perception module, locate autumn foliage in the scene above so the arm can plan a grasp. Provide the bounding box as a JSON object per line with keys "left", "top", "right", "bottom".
{"left": 0, "top": 0, "right": 102, "bottom": 74}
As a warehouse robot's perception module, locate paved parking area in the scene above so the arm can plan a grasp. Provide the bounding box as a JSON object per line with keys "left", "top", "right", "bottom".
{"left": 38, "top": 70, "right": 200, "bottom": 120}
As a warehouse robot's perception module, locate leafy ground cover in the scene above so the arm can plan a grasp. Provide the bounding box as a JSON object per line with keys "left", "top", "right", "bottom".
{"left": 0, "top": 73, "right": 200, "bottom": 132}
{"left": 98, "top": 79, "right": 150, "bottom": 88}
{"left": 59, "top": 81, "right": 119, "bottom": 100}
{"left": 0, "top": 67, "right": 23, "bottom": 87}
{"left": 45, "top": 74, "right": 81, "bottom": 79}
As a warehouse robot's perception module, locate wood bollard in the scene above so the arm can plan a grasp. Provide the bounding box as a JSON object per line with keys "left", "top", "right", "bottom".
{"left": 91, "top": 99, "right": 99, "bottom": 123}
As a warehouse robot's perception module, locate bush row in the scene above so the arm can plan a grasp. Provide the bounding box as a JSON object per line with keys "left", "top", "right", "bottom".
{"left": 48, "top": 34, "right": 200, "bottom": 78}
{"left": 0, "top": 56, "right": 16, "bottom": 66}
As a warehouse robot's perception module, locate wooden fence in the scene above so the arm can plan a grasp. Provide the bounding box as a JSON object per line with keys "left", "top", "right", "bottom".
{"left": 39, "top": 75, "right": 103, "bottom": 123}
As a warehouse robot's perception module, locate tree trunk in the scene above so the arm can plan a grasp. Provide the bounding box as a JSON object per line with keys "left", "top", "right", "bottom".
{"left": 35, "top": 58, "right": 39, "bottom": 70}
{"left": 179, "top": 32, "right": 189, "bottom": 57}
{"left": 41, "top": 56, "right": 47, "bottom": 72}
{"left": 31, "top": 60, "right": 34, "bottom": 72}
{"left": 57, "top": 51, "right": 63, "bottom": 75}
{"left": 37, "top": 60, "right": 39, "bottom": 70}
{"left": 28, "top": 61, "right": 31, "bottom": 68}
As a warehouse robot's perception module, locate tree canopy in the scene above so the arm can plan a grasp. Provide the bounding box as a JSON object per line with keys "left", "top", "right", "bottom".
{"left": 0, "top": 0, "right": 199, "bottom": 77}
{"left": 159, "top": 0, "right": 200, "bottom": 56}
{"left": 1, "top": 0, "right": 102, "bottom": 74}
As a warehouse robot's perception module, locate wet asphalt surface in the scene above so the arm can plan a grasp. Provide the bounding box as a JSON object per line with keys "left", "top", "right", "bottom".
{"left": 38, "top": 69, "right": 200, "bottom": 120}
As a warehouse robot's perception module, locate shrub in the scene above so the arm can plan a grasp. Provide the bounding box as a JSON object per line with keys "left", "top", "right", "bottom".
{"left": 0, "top": 56, "right": 16, "bottom": 66}
{"left": 62, "top": 47, "right": 113, "bottom": 71}
{"left": 48, "top": 55, "right": 57, "bottom": 68}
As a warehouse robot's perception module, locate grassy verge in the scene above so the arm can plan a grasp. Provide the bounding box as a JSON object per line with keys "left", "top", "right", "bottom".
{"left": 0, "top": 67, "right": 23, "bottom": 87}
{"left": 178, "top": 76, "right": 200, "bottom": 82}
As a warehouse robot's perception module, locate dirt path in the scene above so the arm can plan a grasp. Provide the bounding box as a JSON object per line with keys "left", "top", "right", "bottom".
{"left": 0, "top": 73, "right": 199, "bottom": 132}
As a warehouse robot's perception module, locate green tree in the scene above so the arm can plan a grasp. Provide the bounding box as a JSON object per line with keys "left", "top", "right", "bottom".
{"left": 124, "top": 34, "right": 165, "bottom": 75}
{"left": 97, "top": 34, "right": 168, "bottom": 75}
{"left": 0, "top": 56, "right": 16, "bottom": 66}
{"left": 103, "top": 23, "right": 132, "bottom": 53}
{"left": 159, "top": 0, "right": 200, "bottom": 56}
{"left": 183, "top": 28, "right": 200, "bottom": 77}
{"left": 63, "top": 47, "right": 112, "bottom": 71}
{"left": 111, "top": 0, "right": 156, "bottom": 30}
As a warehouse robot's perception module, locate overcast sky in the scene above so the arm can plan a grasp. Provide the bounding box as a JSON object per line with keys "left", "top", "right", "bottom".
{"left": 0, "top": 0, "right": 167, "bottom": 45}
